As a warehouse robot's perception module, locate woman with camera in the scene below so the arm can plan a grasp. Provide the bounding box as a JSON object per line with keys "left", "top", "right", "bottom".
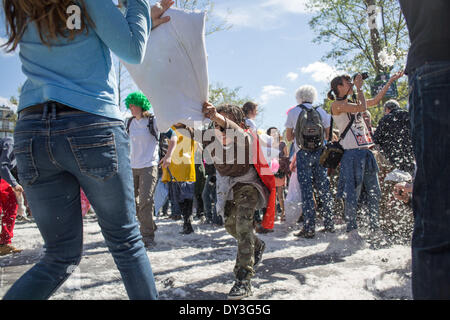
{"left": 328, "top": 74, "right": 382, "bottom": 242}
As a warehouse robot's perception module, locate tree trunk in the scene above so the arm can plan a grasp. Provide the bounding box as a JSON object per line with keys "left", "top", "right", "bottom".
{"left": 365, "top": 0, "right": 385, "bottom": 76}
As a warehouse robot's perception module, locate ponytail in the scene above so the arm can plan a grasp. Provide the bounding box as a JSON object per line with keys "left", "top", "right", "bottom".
{"left": 327, "top": 90, "right": 336, "bottom": 101}
{"left": 328, "top": 74, "right": 351, "bottom": 101}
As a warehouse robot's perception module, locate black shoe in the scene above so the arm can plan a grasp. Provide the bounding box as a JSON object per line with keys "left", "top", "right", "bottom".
{"left": 254, "top": 240, "right": 266, "bottom": 268}
{"left": 294, "top": 229, "right": 315, "bottom": 239}
{"left": 180, "top": 222, "right": 194, "bottom": 235}
{"left": 227, "top": 280, "right": 252, "bottom": 300}
{"left": 143, "top": 239, "right": 157, "bottom": 249}
{"left": 170, "top": 215, "right": 182, "bottom": 221}
{"left": 195, "top": 213, "right": 205, "bottom": 220}
{"left": 321, "top": 226, "right": 335, "bottom": 233}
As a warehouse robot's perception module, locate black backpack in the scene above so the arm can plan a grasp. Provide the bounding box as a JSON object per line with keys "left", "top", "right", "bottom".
{"left": 294, "top": 104, "right": 325, "bottom": 151}
{"left": 126, "top": 115, "right": 169, "bottom": 160}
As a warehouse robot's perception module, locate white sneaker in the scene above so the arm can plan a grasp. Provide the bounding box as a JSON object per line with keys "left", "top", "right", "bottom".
{"left": 346, "top": 229, "right": 365, "bottom": 243}
{"left": 16, "top": 215, "right": 31, "bottom": 223}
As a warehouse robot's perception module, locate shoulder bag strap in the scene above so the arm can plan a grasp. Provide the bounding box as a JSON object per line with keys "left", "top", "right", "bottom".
{"left": 338, "top": 113, "right": 356, "bottom": 142}
{"left": 126, "top": 116, "right": 135, "bottom": 133}
{"left": 166, "top": 167, "right": 177, "bottom": 182}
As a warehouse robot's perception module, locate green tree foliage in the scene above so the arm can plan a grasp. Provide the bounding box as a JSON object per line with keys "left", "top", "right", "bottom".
{"left": 308, "top": 0, "right": 410, "bottom": 124}
{"left": 208, "top": 83, "right": 252, "bottom": 107}
{"left": 308, "top": 0, "right": 409, "bottom": 75}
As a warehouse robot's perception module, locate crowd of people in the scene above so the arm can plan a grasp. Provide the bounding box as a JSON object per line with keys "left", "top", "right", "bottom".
{"left": 0, "top": 0, "right": 448, "bottom": 301}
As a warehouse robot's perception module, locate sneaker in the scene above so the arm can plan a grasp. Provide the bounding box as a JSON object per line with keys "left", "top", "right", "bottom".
{"left": 227, "top": 280, "right": 252, "bottom": 300}
{"left": 143, "top": 238, "right": 157, "bottom": 249}
{"left": 194, "top": 213, "right": 205, "bottom": 220}
{"left": 320, "top": 226, "right": 336, "bottom": 233}
{"left": 346, "top": 229, "right": 365, "bottom": 243}
{"left": 255, "top": 225, "right": 274, "bottom": 234}
{"left": 16, "top": 215, "right": 31, "bottom": 223}
{"left": 0, "top": 244, "right": 22, "bottom": 256}
{"left": 254, "top": 240, "right": 266, "bottom": 268}
{"left": 294, "top": 229, "right": 315, "bottom": 239}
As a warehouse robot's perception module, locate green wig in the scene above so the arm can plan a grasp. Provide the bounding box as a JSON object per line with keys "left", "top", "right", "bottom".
{"left": 125, "top": 92, "right": 152, "bottom": 111}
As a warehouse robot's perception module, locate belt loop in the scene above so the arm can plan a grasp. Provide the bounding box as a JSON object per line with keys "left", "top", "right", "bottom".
{"left": 41, "top": 102, "right": 49, "bottom": 121}
{"left": 51, "top": 102, "right": 57, "bottom": 120}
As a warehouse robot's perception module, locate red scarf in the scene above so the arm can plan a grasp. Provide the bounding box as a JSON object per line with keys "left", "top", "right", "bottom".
{"left": 247, "top": 130, "right": 277, "bottom": 230}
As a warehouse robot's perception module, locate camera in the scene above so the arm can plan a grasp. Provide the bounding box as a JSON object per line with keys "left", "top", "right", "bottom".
{"left": 353, "top": 72, "right": 369, "bottom": 80}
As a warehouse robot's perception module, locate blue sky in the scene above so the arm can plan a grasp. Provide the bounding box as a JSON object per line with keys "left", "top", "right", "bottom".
{"left": 0, "top": 0, "right": 342, "bottom": 131}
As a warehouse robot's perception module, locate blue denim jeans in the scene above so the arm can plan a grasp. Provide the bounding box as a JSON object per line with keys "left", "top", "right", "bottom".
{"left": 337, "top": 149, "right": 380, "bottom": 232}
{"left": 296, "top": 149, "right": 334, "bottom": 233}
{"left": 3, "top": 107, "right": 158, "bottom": 300}
{"left": 167, "top": 182, "right": 182, "bottom": 217}
{"left": 408, "top": 61, "right": 450, "bottom": 299}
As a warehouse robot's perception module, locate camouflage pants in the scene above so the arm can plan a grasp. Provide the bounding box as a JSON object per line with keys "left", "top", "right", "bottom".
{"left": 224, "top": 183, "right": 264, "bottom": 281}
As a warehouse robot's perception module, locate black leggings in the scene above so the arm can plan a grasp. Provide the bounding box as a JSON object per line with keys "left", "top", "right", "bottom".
{"left": 180, "top": 199, "right": 193, "bottom": 223}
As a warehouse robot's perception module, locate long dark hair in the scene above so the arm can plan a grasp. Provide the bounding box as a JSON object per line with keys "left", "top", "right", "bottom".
{"left": 327, "top": 75, "right": 352, "bottom": 101}
{"left": 2, "top": 0, "right": 94, "bottom": 52}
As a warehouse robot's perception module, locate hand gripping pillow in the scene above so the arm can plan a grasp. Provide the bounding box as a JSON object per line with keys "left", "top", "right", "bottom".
{"left": 124, "top": 7, "right": 209, "bottom": 132}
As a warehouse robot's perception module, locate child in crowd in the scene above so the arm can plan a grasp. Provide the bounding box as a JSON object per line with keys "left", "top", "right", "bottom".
{"left": 199, "top": 102, "right": 276, "bottom": 300}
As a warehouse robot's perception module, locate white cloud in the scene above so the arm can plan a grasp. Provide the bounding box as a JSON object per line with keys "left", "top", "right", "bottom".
{"left": 261, "top": 0, "right": 311, "bottom": 14}
{"left": 214, "top": 6, "right": 277, "bottom": 30}
{"left": 300, "top": 61, "right": 345, "bottom": 83}
{"left": 213, "top": 0, "right": 314, "bottom": 30}
{"left": 259, "top": 85, "right": 286, "bottom": 105}
{"left": 286, "top": 72, "right": 299, "bottom": 81}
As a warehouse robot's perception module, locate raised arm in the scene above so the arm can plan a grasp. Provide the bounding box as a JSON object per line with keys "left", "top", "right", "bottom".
{"left": 331, "top": 74, "right": 367, "bottom": 115}
{"left": 367, "top": 70, "right": 404, "bottom": 107}
{"left": 85, "top": 0, "right": 173, "bottom": 64}
{"left": 202, "top": 102, "right": 248, "bottom": 142}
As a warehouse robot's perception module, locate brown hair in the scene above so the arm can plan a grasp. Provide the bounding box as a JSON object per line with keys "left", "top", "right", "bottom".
{"left": 242, "top": 101, "right": 258, "bottom": 117}
{"left": 217, "top": 104, "right": 248, "bottom": 129}
{"left": 327, "top": 75, "right": 351, "bottom": 101}
{"left": 266, "top": 127, "right": 278, "bottom": 136}
{"left": 2, "top": 0, "right": 94, "bottom": 52}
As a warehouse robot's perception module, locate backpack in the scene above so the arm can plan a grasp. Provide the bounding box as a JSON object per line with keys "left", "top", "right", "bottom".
{"left": 294, "top": 105, "right": 325, "bottom": 151}
{"left": 126, "top": 115, "right": 168, "bottom": 160}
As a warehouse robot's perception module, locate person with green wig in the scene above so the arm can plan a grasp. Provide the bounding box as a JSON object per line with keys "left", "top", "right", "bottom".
{"left": 125, "top": 92, "right": 178, "bottom": 248}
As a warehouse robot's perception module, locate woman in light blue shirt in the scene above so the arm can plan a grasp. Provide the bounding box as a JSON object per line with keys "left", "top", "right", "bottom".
{"left": 2, "top": 0, "right": 173, "bottom": 300}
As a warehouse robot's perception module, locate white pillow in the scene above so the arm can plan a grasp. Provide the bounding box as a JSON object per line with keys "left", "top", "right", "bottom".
{"left": 124, "top": 7, "right": 209, "bottom": 132}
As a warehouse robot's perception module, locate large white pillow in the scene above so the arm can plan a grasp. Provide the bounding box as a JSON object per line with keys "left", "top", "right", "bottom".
{"left": 124, "top": 7, "right": 209, "bottom": 132}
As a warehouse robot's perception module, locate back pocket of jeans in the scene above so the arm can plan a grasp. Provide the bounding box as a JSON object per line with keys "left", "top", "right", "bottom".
{"left": 13, "top": 138, "right": 39, "bottom": 186}
{"left": 68, "top": 133, "right": 118, "bottom": 180}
